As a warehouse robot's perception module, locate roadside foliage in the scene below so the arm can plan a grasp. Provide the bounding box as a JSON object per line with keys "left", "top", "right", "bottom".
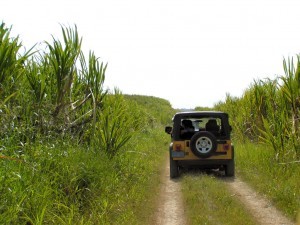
{"left": 214, "top": 60, "right": 300, "bottom": 162}
{"left": 0, "top": 22, "right": 173, "bottom": 224}
{"left": 213, "top": 56, "right": 300, "bottom": 221}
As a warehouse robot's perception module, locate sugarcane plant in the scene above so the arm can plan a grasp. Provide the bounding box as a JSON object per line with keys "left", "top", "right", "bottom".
{"left": 215, "top": 56, "right": 300, "bottom": 161}
{"left": 0, "top": 22, "right": 34, "bottom": 146}
{"left": 281, "top": 56, "right": 300, "bottom": 158}
{"left": 0, "top": 21, "right": 147, "bottom": 159}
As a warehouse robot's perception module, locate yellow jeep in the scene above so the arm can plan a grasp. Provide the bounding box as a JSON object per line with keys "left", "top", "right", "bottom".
{"left": 165, "top": 111, "right": 234, "bottom": 178}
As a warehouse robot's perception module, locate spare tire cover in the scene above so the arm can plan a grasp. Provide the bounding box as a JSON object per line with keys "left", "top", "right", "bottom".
{"left": 190, "top": 131, "right": 217, "bottom": 158}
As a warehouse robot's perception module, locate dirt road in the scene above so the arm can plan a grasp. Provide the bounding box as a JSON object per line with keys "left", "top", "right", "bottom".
{"left": 155, "top": 157, "right": 295, "bottom": 225}
{"left": 226, "top": 178, "right": 294, "bottom": 225}
{"left": 154, "top": 157, "right": 187, "bottom": 225}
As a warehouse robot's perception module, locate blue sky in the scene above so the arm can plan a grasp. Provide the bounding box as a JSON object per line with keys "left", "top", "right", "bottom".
{"left": 2, "top": 0, "right": 300, "bottom": 108}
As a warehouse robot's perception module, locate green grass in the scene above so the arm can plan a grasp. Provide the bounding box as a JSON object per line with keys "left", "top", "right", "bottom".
{"left": 0, "top": 21, "right": 175, "bottom": 224}
{"left": 0, "top": 128, "right": 168, "bottom": 224}
{"left": 181, "top": 172, "right": 257, "bottom": 225}
{"left": 235, "top": 141, "right": 300, "bottom": 222}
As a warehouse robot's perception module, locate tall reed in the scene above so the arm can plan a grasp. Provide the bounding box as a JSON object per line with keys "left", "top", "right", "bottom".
{"left": 215, "top": 55, "right": 300, "bottom": 161}
{"left": 45, "top": 25, "right": 82, "bottom": 118}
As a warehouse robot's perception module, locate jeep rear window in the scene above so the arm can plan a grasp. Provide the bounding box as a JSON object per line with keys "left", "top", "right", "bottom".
{"left": 181, "top": 117, "right": 221, "bottom": 130}
{"left": 178, "top": 116, "right": 227, "bottom": 139}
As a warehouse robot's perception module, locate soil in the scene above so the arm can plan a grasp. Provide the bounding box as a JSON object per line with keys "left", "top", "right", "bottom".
{"left": 154, "top": 156, "right": 295, "bottom": 225}
{"left": 154, "top": 156, "right": 187, "bottom": 225}
{"left": 226, "top": 177, "right": 294, "bottom": 225}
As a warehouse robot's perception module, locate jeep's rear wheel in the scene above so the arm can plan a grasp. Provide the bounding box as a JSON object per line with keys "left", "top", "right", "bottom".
{"left": 225, "top": 147, "right": 235, "bottom": 177}
{"left": 225, "top": 160, "right": 235, "bottom": 177}
{"left": 170, "top": 155, "right": 179, "bottom": 178}
{"left": 190, "top": 131, "right": 217, "bottom": 158}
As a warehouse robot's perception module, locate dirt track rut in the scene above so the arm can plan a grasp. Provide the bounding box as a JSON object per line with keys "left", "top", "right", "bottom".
{"left": 155, "top": 156, "right": 295, "bottom": 225}
{"left": 226, "top": 177, "right": 294, "bottom": 225}
{"left": 154, "top": 157, "right": 186, "bottom": 225}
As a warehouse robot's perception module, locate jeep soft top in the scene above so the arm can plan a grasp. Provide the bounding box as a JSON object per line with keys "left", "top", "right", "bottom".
{"left": 170, "top": 111, "right": 231, "bottom": 140}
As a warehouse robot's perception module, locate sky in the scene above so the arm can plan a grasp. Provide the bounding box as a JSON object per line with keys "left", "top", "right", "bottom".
{"left": 2, "top": 0, "right": 300, "bottom": 109}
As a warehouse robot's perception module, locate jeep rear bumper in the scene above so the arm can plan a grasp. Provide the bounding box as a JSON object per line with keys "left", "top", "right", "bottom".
{"left": 177, "top": 159, "right": 233, "bottom": 168}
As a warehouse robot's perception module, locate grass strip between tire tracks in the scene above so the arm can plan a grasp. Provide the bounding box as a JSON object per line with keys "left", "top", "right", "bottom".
{"left": 181, "top": 171, "right": 257, "bottom": 225}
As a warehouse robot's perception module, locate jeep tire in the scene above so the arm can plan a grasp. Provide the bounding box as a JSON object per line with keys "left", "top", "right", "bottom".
{"left": 225, "top": 147, "right": 235, "bottom": 177}
{"left": 190, "top": 131, "right": 217, "bottom": 158}
{"left": 225, "top": 160, "right": 235, "bottom": 177}
{"left": 170, "top": 154, "right": 179, "bottom": 178}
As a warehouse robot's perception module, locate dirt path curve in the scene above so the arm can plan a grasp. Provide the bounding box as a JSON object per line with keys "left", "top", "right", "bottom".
{"left": 226, "top": 177, "right": 294, "bottom": 225}
{"left": 154, "top": 156, "right": 187, "bottom": 225}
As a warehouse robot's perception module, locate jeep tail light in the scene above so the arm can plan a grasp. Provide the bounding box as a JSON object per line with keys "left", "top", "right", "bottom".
{"left": 175, "top": 144, "right": 182, "bottom": 151}
{"left": 223, "top": 144, "right": 230, "bottom": 151}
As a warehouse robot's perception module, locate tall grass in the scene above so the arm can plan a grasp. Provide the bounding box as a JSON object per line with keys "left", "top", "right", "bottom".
{"left": 0, "top": 22, "right": 33, "bottom": 98}
{"left": 95, "top": 90, "right": 146, "bottom": 158}
{"left": 0, "top": 22, "right": 108, "bottom": 148}
{"left": 213, "top": 54, "right": 300, "bottom": 221}
{"left": 0, "top": 21, "right": 174, "bottom": 224}
{"left": 215, "top": 56, "right": 300, "bottom": 161}
{"left": 235, "top": 141, "right": 300, "bottom": 221}
{"left": 46, "top": 25, "right": 82, "bottom": 113}
{"left": 0, "top": 123, "right": 168, "bottom": 224}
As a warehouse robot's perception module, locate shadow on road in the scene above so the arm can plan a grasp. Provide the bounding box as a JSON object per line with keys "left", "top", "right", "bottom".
{"left": 179, "top": 167, "right": 236, "bottom": 182}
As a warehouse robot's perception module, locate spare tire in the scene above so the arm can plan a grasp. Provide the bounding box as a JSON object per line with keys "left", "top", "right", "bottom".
{"left": 190, "top": 131, "right": 217, "bottom": 158}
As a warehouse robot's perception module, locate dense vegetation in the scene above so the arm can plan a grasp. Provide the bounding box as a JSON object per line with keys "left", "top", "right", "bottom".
{"left": 0, "top": 22, "right": 173, "bottom": 224}
{"left": 214, "top": 61, "right": 300, "bottom": 162}
{"left": 212, "top": 57, "right": 300, "bottom": 220}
